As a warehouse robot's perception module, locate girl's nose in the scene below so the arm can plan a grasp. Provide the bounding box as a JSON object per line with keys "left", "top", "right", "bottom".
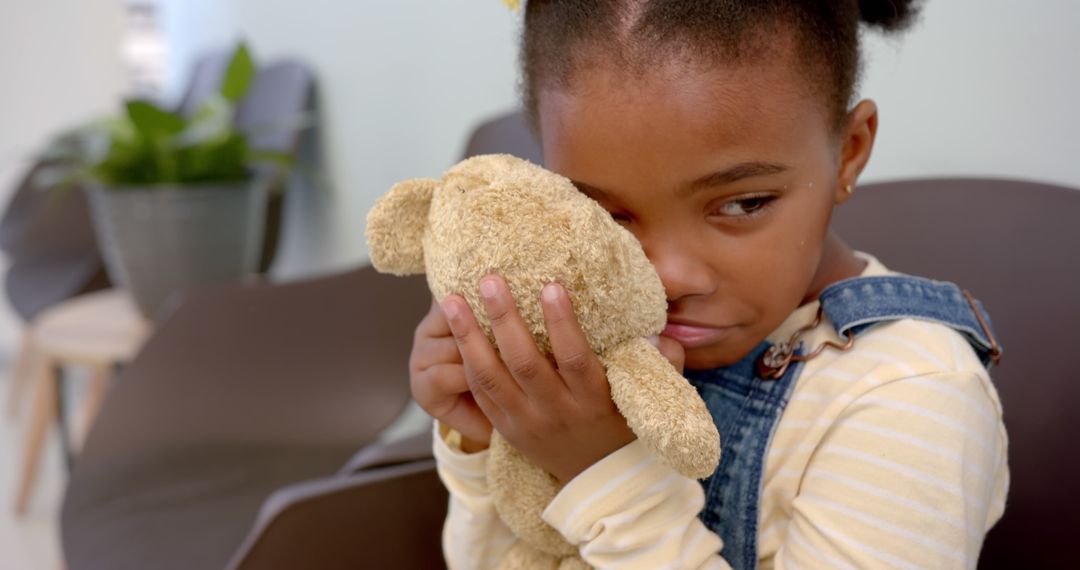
{"left": 646, "top": 238, "right": 718, "bottom": 302}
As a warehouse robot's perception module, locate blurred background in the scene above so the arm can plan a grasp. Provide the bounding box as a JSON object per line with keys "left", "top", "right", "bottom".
{"left": 0, "top": 1, "right": 1077, "bottom": 569}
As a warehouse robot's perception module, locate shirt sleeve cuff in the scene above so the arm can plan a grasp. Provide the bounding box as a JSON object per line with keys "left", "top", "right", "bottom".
{"left": 542, "top": 439, "right": 687, "bottom": 543}
{"left": 433, "top": 421, "right": 491, "bottom": 497}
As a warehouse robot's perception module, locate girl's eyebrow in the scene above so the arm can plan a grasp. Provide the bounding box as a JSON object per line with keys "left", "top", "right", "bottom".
{"left": 571, "top": 160, "right": 789, "bottom": 201}
{"left": 681, "top": 161, "right": 790, "bottom": 196}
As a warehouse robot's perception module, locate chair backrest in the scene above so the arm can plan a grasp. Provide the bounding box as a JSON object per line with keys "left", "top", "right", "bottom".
{"left": 233, "top": 59, "right": 315, "bottom": 272}
{"left": 175, "top": 49, "right": 233, "bottom": 119}
{"left": 0, "top": 159, "right": 107, "bottom": 320}
{"left": 234, "top": 59, "right": 315, "bottom": 155}
{"left": 0, "top": 160, "right": 100, "bottom": 259}
{"left": 78, "top": 265, "right": 431, "bottom": 463}
{"left": 830, "top": 177, "right": 1080, "bottom": 568}
{"left": 461, "top": 109, "right": 544, "bottom": 165}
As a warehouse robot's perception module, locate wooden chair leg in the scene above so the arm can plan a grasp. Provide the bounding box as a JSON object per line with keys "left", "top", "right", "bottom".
{"left": 76, "top": 365, "right": 110, "bottom": 451}
{"left": 5, "top": 330, "right": 41, "bottom": 420}
{"left": 14, "top": 359, "right": 58, "bottom": 516}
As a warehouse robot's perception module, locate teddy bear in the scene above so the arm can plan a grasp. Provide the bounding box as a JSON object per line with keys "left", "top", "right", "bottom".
{"left": 366, "top": 154, "right": 721, "bottom": 569}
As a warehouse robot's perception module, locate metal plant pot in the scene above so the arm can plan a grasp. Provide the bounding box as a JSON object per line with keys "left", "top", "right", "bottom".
{"left": 86, "top": 180, "right": 268, "bottom": 317}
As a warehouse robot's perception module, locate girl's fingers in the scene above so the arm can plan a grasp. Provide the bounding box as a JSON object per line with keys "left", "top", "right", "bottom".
{"left": 540, "top": 282, "right": 605, "bottom": 400}
{"left": 417, "top": 296, "right": 453, "bottom": 338}
{"left": 442, "top": 294, "right": 519, "bottom": 421}
{"left": 411, "top": 336, "right": 462, "bottom": 372}
{"left": 412, "top": 363, "right": 468, "bottom": 407}
{"left": 414, "top": 365, "right": 492, "bottom": 443}
{"left": 479, "top": 275, "right": 567, "bottom": 398}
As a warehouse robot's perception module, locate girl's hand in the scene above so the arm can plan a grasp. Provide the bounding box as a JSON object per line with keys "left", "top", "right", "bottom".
{"left": 442, "top": 274, "right": 638, "bottom": 484}
{"left": 409, "top": 299, "right": 492, "bottom": 453}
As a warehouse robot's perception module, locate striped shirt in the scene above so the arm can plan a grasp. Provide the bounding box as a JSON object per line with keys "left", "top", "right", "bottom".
{"left": 435, "top": 253, "right": 1009, "bottom": 569}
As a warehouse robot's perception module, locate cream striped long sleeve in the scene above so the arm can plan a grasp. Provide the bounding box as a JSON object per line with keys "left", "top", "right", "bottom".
{"left": 434, "top": 254, "right": 1009, "bottom": 569}
{"left": 434, "top": 426, "right": 517, "bottom": 569}
{"left": 435, "top": 429, "right": 729, "bottom": 569}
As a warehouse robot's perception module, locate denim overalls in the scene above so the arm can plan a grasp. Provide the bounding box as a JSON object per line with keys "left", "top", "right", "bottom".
{"left": 683, "top": 275, "right": 1002, "bottom": 569}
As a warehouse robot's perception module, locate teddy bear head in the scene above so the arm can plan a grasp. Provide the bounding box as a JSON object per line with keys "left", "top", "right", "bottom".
{"left": 366, "top": 154, "right": 667, "bottom": 355}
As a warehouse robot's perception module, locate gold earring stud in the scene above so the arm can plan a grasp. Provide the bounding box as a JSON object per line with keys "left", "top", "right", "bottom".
{"left": 844, "top": 185, "right": 854, "bottom": 195}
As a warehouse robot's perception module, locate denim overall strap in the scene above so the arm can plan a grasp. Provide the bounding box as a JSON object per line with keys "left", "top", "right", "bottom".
{"left": 684, "top": 274, "right": 1002, "bottom": 569}
{"left": 819, "top": 275, "right": 1001, "bottom": 368}
{"left": 684, "top": 344, "right": 805, "bottom": 570}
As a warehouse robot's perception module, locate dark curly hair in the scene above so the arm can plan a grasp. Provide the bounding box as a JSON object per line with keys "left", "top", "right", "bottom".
{"left": 521, "top": 0, "right": 923, "bottom": 130}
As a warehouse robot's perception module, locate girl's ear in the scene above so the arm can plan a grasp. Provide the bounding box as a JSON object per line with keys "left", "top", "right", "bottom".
{"left": 836, "top": 99, "right": 878, "bottom": 204}
{"left": 365, "top": 178, "right": 437, "bottom": 275}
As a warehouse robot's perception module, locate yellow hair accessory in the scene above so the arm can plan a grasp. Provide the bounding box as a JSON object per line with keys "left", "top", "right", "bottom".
{"left": 501, "top": 0, "right": 521, "bottom": 11}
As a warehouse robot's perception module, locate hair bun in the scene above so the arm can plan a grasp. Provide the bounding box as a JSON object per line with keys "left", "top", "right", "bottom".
{"left": 858, "top": 0, "right": 922, "bottom": 32}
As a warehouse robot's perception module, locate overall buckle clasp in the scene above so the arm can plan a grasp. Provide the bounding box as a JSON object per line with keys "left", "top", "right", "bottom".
{"left": 757, "top": 305, "right": 856, "bottom": 380}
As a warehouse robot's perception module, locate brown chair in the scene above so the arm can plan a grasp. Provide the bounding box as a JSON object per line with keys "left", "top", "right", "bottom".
{"left": 831, "top": 177, "right": 1080, "bottom": 569}
{"left": 225, "top": 429, "right": 448, "bottom": 570}
{"left": 60, "top": 266, "right": 431, "bottom": 570}
{"left": 213, "top": 109, "right": 542, "bottom": 569}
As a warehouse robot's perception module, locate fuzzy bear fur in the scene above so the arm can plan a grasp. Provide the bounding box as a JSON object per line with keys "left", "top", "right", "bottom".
{"left": 366, "top": 154, "right": 720, "bottom": 569}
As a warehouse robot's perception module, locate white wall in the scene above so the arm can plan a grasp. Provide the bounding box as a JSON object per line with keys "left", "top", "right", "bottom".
{"left": 3, "top": 2, "right": 1076, "bottom": 277}
{"left": 217, "top": 1, "right": 1077, "bottom": 273}
{"left": 0, "top": 0, "right": 127, "bottom": 197}
{"left": 857, "top": 0, "right": 1080, "bottom": 188}
{"left": 228, "top": 0, "right": 521, "bottom": 275}
{"left": 157, "top": 0, "right": 238, "bottom": 106}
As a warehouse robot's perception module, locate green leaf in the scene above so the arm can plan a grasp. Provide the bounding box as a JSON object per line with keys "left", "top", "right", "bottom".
{"left": 177, "top": 133, "right": 249, "bottom": 183}
{"left": 247, "top": 150, "right": 294, "bottom": 169}
{"left": 220, "top": 43, "right": 255, "bottom": 102}
{"left": 125, "top": 101, "right": 186, "bottom": 139}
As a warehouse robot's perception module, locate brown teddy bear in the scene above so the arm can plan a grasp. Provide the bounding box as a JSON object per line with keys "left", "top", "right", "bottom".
{"left": 366, "top": 154, "right": 720, "bottom": 569}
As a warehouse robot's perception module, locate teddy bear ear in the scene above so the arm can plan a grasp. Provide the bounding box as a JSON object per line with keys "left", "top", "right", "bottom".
{"left": 365, "top": 178, "right": 437, "bottom": 275}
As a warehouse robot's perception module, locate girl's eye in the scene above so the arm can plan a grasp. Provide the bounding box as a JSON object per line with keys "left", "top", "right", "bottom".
{"left": 610, "top": 212, "right": 632, "bottom": 224}
{"left": 713, "top": 194, "right": 776, "bottom": 218}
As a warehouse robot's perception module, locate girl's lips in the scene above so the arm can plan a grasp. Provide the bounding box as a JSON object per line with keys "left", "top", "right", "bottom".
{"left": 662, "top": 322, "right": 736, "bottom": 348}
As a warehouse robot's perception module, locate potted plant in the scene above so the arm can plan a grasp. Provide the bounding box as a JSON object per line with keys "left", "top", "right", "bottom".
{"left": 42, "top": 43, "right": 289, "bottom": 317}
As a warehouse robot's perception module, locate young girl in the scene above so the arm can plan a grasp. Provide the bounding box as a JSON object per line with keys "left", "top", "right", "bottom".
{"left": 410, "top": 1, "right": 1009, "bottom": 567}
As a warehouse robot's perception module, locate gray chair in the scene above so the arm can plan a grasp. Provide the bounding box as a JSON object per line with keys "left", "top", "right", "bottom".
{"left": 175, "top": 50, "right": 234, "bottom": 119}
{"left": 60, "top": 266, "right": 431, "bottom": 570}
{"left": 0, "top": 159, "right": 109, "bottom": 322}
{"left": 831, "top": 178, "right": 1080, "bottom": 569}
{"left": 0, "top": 52, "right": 315, "bottom": 327}
{"left": 234, "top": 58, "right": 317, "bottom": 272}
{"left": 235, "top": 59, "right": 314, "bottom": 158}
{"left": 461, "top": 109, "right": 544, "bottom": 165}
{"left": 1, "top": 159, "right": 110, "bottom": 416}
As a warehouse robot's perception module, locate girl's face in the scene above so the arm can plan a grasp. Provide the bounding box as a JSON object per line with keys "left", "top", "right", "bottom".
{"left": 537, "top": 45, "right": 876, "bottom": 368}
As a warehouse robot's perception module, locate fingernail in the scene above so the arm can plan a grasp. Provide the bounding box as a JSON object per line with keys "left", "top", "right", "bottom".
{"left": 646, "top": 335, "right": 660, "bottom": 347}
{"left": 442, "top": 299, "right": 460, "bottom": 321}
{"left": 542, "top": 282, "right": 560, "bottom": 304}
{"left": 480, "top": 277, "right": 498, "bottom": 299}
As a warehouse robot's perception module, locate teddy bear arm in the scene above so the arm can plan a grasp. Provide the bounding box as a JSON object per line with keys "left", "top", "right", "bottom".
{"left": 600, "top": 337, "right": 721, "bottom": 479}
